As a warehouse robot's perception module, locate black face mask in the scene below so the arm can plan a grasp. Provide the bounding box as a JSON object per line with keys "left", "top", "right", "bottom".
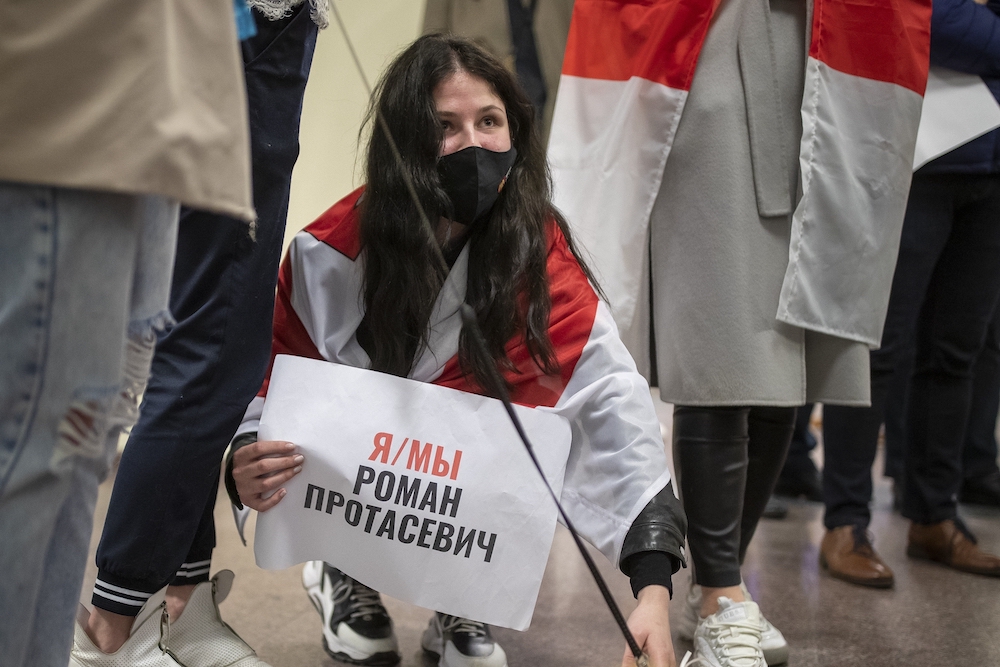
{"left": 437, "top": 145, "right": 518, "bottom": 225}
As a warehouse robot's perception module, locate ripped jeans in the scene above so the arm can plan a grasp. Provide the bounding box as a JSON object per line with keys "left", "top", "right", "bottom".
{"left": 0, "top": 182, "right": 178, "bottom": 667}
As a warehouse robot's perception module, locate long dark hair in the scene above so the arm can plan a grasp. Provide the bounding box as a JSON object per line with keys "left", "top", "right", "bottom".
{"left": 359, "top": 34, "right": 599, "bottom": 393}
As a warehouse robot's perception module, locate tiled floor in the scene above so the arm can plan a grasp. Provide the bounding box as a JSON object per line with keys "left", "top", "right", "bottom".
{"left": 79, "top": 399, "right": 1000, "bottom": 667}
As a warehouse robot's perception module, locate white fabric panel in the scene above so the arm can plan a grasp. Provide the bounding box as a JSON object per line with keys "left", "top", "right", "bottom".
{"left": 409, "top": 247, "right": 469, "bottom": 383}
{"left": 913, "top": 67, "right": 1000, "bottom": 170}
{"left": 548, "top": 75, "right": 687, "bottom": 350}
{"left": 778, "top": 58, "right": 923, "bottom": 347}
{"left": 545, "top": 301, "right": 670, "bottom": 565}
{"left": 289, "top": 231, "right": 473, "bottom": 383}
{"left": 235, "top": 229, "right": 671, "bottom": 567}
{"left": 290, "top": 233, "right": 368, "bottom": 368}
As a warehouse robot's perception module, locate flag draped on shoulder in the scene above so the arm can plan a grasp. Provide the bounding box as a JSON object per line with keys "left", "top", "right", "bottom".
{"left": 548, "top": 0, "right": 932, "bottom": 348}
{"left": 778, "top": 0, "right": 931, "bottom": 345}
{"left": 237, "top": 188, "right": 674, "bottom": 566}
{"left": 547, "top": 0, "right": 720, "bottom": 342}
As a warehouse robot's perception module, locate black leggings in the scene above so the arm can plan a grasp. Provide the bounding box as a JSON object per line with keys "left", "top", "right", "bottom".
{"left": 673, "top": 405, "right": 795, "bottom": 588}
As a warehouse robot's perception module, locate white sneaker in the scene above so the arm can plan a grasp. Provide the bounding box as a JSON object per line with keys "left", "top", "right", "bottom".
{"left": 421, "top": 613, "right": 508, "bottom": 667}
{"left": 69, "top": 602, "right": 184, "bottom": 667}
{"left": 166, "top": 570, "right": 271, "bottom": 667}
{"left": 676, "top": 584, "right": 788, "bottom": 665}
{"left": 301, "top": 560, "right": 400, "bottom": 665}
{"left": 739, "top": 584, "right": 788, "bottom": 666}
{"left": 691, "top": 597, "right": 765, "bottom": 667}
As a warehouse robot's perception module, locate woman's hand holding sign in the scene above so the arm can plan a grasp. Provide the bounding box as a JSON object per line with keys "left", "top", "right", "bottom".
{"left": 232, "top": 440, "right": 303, "bottom": 511}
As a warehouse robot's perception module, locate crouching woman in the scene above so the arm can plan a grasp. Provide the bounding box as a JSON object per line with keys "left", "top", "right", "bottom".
{"left": 228, "top": 34, "right": 686, "bottom": 667}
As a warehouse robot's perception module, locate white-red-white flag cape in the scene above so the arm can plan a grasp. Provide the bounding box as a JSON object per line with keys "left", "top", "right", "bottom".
{"left": 236, "top": 188, "right": 673, "bottom": 569}
{"left": 549, "top": 0, "right": 932, "bottom": 349}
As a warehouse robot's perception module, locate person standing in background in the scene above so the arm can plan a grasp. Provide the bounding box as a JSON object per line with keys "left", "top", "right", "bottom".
{"left": 882, "top": 305, "right": 1000, "bottom": 510}
{"left": 0, "top": 2, "right": 252, "bottom": 667}
{"left": 954, "top": 310, "right": 1000, "bottom": 506}
{"left": 73, "top": 3, "right": 324, "bottom": 667}
{"left": 547, "top": 0, "right": 931, "bottom": 664}
{"left": 423, "top": 0, "right": 575, "bottom": 142}
{"left": 819, "top": 0, "right": 1000, "bottom": 588}
{"left": 645, "top": 2, "right": 853, "bottom": 663}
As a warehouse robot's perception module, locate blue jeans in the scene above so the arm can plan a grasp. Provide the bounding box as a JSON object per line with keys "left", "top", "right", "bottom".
{"left": 823, "top": 173, "right": 1000, "bottom": 529}
{"left": 0, "top": 183, "right": 178, "bottom": 667}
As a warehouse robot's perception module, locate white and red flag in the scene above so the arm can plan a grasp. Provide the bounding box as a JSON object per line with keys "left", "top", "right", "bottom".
{"left": 549, "top": 0, "right": 932, "bottom": 348}
{"left": 235, "top": 188, "right": 674, "bottom": 616}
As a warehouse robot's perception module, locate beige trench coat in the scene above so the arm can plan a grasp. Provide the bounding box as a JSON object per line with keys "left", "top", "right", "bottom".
{"left": 0, "top": 0, "right": 253, "bottom": 221}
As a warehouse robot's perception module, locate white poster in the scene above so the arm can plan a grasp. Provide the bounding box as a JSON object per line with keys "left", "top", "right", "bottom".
{"left": 913, "top": 67, "right": 1000, "bottom": 170}
{"left": 254, "top": 355, "right": 572, "bottom": 631}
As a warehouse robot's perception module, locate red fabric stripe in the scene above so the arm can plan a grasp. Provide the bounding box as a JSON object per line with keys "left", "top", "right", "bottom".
{"left": 810, "top": 0, "right": 931, "bottom": 95}
{"left": 432, "top": 222, "right": 600, "bottom": 409}
{"left": 306, "top": 186, "right": 365, "bottom": 260}
{"left": 257, "top": 256, "right": 324, "bottom": 398}
{"left": 560, "top": 0, "right": 720, "bottom": 90}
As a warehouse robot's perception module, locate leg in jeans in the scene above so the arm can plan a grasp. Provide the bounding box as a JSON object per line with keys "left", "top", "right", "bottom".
{"left": 903, "top": 175, "right": 1000, "bottom": 525}
{"left": 0, "top": 183, "right": 177, "bottom": 667}
{"left": 822, "top": 173, "right": 954, "bottom": 531}
{"left": 91, "top": 6, "right": 318, "bottom": 625}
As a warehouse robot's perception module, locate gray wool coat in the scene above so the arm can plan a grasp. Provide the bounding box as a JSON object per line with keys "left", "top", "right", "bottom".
{"left": 641, "top": 0, "right": 871, "bottom": 407}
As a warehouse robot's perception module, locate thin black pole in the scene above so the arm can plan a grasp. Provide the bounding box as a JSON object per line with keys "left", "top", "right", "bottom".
{"left": 459, "top": 304, "right": 648, "bottom": 666}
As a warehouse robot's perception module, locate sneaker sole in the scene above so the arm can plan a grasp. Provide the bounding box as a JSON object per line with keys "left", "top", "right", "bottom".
{"left": 421, "top": 632, "right": 510, "bottom": 667}
{"left": 306, "top": 590, "right": 324, "bottom": 616}
{"left": 421, "top": 633, "right": 443, "bottom": 656}
{"left": 322, "top": 636, "right": 400, "bottom": 666}
{"left": 762, "top": 642, "right": 789, "bottom": 666}
{"left": 421, "top": 644, "right": 509, "bottom": 667}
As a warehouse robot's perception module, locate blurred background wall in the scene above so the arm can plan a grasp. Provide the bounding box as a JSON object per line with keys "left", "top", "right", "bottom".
{"left": 283, "top": 0, "right": 428, "bottom": 250}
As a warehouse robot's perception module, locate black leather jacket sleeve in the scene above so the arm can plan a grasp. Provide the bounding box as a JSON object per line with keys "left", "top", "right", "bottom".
{"left": 224, "top": 431, "right": 259, "bottom": 510}
{"left": 618, "top": 480, "right": 688, "bottom": 595}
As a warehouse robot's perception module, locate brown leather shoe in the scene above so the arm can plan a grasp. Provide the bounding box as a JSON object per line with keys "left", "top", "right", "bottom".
{"left": 819, "top": 525, "right": 895, "bottom": 588}
{"left": 907, "top": 519, "right": 1000, "bottom": 576}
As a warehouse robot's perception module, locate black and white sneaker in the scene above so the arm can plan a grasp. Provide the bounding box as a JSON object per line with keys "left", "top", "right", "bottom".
{"left": 302, "top": 561, "right": 400, "bottom": 665}
{"left": 421, "top": 613, "right": 508, "bottom": 667}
